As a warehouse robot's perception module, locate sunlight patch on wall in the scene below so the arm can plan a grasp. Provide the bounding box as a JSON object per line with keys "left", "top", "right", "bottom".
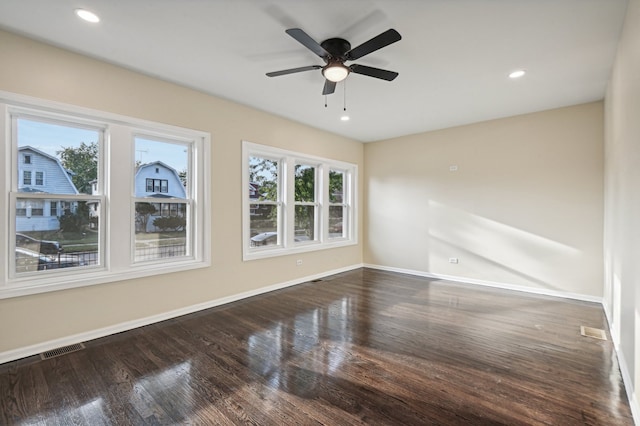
{"left": 427, "top": 200, "right": 581, "bottom": 287}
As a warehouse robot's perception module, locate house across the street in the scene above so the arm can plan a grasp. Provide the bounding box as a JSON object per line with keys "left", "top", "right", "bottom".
{"left": 16, "top": 146, "right": 79, "bottom": 232}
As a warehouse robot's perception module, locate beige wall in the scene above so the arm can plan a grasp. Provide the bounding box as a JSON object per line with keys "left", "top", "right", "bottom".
{"left": 0, "top": 25, "right": 617, "bottom": 369}
{"left": 604, "top": 0, "right": 640, "bottom": 410}
{"left": 364, "top": 102, "right": 604, "bottom": 297}
{"left": 0, "top": 30, "right": 363, "bottom": 354}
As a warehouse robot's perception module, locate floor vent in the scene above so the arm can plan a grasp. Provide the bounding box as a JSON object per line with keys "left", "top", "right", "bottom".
{"left": 310, "top": 279, "right": 323, "bottom": 283}
{"left": 580, "top": 326, "right": 607, "bottom": 340}
{"left": 40, "top": 343, "right": 86, "bottom": 360}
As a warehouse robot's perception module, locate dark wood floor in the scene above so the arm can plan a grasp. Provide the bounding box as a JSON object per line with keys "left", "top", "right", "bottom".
{"left": 0, "top": 268, "right": 633, "bottom": 425}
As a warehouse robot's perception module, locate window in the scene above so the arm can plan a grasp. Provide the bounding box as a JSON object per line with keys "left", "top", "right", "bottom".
{"left": 12, "top": 116, "right": 103, "bottom": 278}
{"left": 243, "top": 141, "right": 357, "bottom": 260}
{"left": 134, "top": 137, "right": 190, "bottom": 263}
{"left": 329, "top": 170, "right": 346, "bottom": 239}
{"left": 247, "top": 155, "right": 280, "bottom": 249}
{"left": 145, "top": 178, "right": 168, "bottom": 193}
{"left": 0, "top": 93, "right": 210, "bottom": 299}
{"left": 294, "top": 163, "right": 317, "bottom": 243}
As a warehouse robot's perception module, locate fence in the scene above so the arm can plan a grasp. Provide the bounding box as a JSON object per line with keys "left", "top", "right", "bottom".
{"left": 69, "top": 243, "right": 186, "bottom": 266}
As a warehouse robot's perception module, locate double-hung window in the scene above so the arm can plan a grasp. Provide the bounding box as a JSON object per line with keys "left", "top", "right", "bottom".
{"left": 328, "top": 169, "right": 347, "bottom": 239}
{"left": 35, "top": 171, "right": 44, "bottom": 186}
{"left": 247, "top": 154, "right": 281, "bottom": 248}
{"left": 294, "top": 163, "right": 318, "bottom": 243}
{"left": 133, "top": 136, "right": 191, "bottom": 262}
{"left": 243, "top": 141, "right": 357, "bottom": 260}
{"left": 11, "top": 115, "right": 104, "bottom": 277}
{"left": 0, "top": 92, "right": 210, "bottom": 298}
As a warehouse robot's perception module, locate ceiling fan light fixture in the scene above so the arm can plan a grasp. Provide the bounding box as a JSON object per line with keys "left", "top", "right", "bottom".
{"left": 323, "top": 63, "right": 350, "bottom": 82}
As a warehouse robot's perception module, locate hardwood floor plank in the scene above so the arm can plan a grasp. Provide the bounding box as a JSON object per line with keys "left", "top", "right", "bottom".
{"left": 0, "top": 268, "right": 633, "bottom": 425}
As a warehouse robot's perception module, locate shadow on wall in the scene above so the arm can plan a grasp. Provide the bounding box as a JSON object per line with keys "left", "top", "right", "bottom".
{"left": 426, "top": 200, "right": 583, "bottom": 292}
{"left": 367, "top": 188, "right": 587, "bottom": 293}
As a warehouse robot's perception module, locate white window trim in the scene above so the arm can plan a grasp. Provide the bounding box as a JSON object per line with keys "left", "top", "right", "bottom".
{"left": 242, "top": 141, "right": 357, "bottom": 261}
{"left": 0, "top": 90, "right": 211, "bottom": 299}
{"left": 327, "top": 168, "right": 349, "bottom": 240}
{"left": 293, "top": 162, "right": 320, "bottom": 245}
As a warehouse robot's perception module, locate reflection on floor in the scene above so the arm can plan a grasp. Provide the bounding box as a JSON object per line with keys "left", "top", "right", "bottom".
{"left": 0, "top": 268, "right": 633, "bottom": 424}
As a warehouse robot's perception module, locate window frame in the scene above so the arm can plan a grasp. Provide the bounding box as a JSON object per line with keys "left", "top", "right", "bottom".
{"left": 247, "top": 153, "right": 283, "bottom": 250}
{"left": 0, "top": 91, "right": 210, "bottom": 299}
{"left": 22, "top": 170, "right": 32, "bottom": 186}
{"left": 35, "top": 171, "right": 44, "bottom": 186}
{"left": 293, "top": 162, "right": 319, "bottom": 245}
{"left": 242, "top": 141, "right": 357, "bottom": 261}
{"left": 327, "top": 168, "right": 348, "bottom": 240}
{"left": 131, "top": 132, "right": 193, "bottom": 265}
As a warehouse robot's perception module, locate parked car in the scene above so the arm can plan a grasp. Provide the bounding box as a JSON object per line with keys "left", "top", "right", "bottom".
{"left": 16, "top": 233, "right": 63, "bottom": 254}
{"left": 250, "top": 231, "right": 278, "bottom": 247}
{"left": 15, "top": 247, "right": 85, "bottom": 273}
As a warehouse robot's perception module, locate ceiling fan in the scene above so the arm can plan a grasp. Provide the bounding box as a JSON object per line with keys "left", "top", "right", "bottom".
{"left": 266, "top": 27, "right": 402, "bottom": 95}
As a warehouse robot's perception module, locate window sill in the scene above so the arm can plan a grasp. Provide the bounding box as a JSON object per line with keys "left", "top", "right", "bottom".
{"left": 243, "top": 238, "right": 357, "bottom": 262}
{"left": 0, "top": 258, "right": 210, "bottom": 299}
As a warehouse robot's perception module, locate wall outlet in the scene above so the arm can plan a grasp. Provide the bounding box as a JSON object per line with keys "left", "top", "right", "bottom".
{"left": 449, "top": 258, "right": 459, "bottom": 264}
{"left": 296, "top": 259, "right": 303, "bottom": 266}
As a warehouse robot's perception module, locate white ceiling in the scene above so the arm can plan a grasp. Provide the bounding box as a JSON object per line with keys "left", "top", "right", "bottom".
{"left": 0, "top": 0, "right": 629, "bottom": 142}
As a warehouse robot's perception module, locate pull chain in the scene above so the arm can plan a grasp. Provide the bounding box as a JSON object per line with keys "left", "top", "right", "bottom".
{"left": 324, "top": 95, "right": 327, "bottom": 108}
{"left": 343, "top": 80, "right": 347, "bottom": 112}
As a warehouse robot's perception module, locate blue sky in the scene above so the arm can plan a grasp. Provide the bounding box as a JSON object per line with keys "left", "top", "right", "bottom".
{"left": 18, "top": 119, "right": 188, "bottom": 172}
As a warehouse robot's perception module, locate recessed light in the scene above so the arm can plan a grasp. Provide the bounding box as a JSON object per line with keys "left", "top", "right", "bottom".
{"left": 340, "top": 115, "right": 350, "bottom": 121}
{"left": 509, "top": 69, "right": 526, "bottom": 79}
{"left": 75, "top": 9, "right": 100, "bottom": 23}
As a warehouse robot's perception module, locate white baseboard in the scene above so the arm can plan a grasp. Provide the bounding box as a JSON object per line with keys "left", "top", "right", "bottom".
{"left": 364, "top": 263, "right": 603, "bottom": 304}
{"left": 616, "top": 345, "right": 640, "bottom": 425}
{"left": 0, "top": 263, "right": 363, "bottom": 365}
{"left": 604, "top": 301, "right": 639, "bottom": 425}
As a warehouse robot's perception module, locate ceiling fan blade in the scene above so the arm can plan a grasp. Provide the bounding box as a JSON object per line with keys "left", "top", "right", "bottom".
{"left": 350, "top": 64, "right": 398, "bottom": 81}
{"left": 286, "top": 28, "right": 330, "bottom": 59}
{"left": 346, "top": 29, "right": 401, "bottom": 61}
{"left": 266, "top": 65, "right": 322, "bottom": 77}
{"left": 322, "top": 80, "right": 336, "bottom": 95}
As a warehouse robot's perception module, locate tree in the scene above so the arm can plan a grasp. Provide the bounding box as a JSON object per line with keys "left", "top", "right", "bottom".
{"left": 329, "top": 170, "right": 344, "bottom": 203}
{"left": 249, "top": 157, "right": 278, "bottom": 202}
{"left": 294, "top": 165, "right": 315, "bottom": 238}
{"left": 58, "top": 201, "right": 91, "bottom": 233}
{"left": 178, "top": 169, "right": 187, "bottom": 188}
{"left": 57, "top": 142, "right": 98, "bottom": 194}
{"left": 152, "top": 216, "right": 186, "bottom": 232}
{"left": 135, "top": 203, "right": 157, "bottom": 233}
{"left": 248, "top": 157, "right": 279, "bottom": 233}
